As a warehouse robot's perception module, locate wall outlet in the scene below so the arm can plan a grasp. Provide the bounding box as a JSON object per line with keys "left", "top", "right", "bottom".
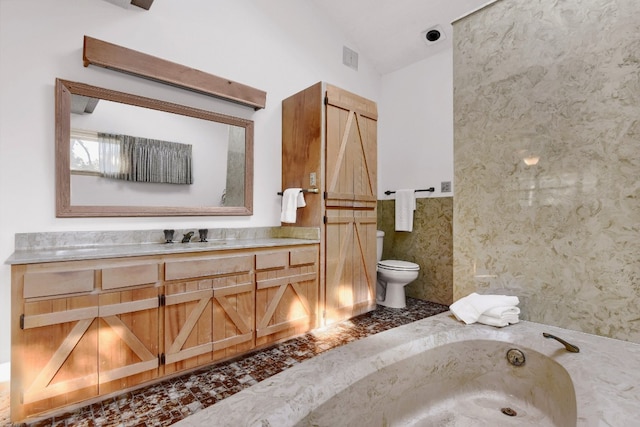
{"left": 441, "top": 181, "right": 452, "bottom": 192}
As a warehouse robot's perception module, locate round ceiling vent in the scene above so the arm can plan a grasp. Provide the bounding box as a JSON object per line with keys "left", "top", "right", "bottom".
{"left": 421, "top": 24, "right": 447, "bottom": 45}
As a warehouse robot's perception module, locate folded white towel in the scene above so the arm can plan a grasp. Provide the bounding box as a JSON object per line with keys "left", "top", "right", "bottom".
{"left": 483, "top": 305, "right": 520, "bottom": 318}
{"left": 280, "top": 188, "right": 306, "bottom": 223}
{"left": 477, "top": 314, "right": 519, "bottom": 327}
{"left": 477, "top": 306, "right": 520, "bottom": 327}
{"left": 449, "top": 293, "right": 520, "bottom": 325}
{"left": 395, "top": 189, "right": 416, "bottom": 232}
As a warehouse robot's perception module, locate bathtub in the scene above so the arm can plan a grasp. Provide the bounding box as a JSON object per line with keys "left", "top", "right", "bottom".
{"left": 174, "top": 312, "right": 640, "bottom": 426}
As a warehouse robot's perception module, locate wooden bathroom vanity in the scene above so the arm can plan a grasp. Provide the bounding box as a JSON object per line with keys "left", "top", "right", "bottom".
{"left": 8, "top": 230, "right": 319, "bottom": 422}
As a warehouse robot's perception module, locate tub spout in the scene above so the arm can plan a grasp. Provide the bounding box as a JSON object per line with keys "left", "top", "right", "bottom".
{"left": 543, "top": 332, "right": 580, "bottom": 353}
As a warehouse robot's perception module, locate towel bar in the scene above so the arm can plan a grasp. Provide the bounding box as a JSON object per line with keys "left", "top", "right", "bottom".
{"left": 277, "top": 188, "right": 319, "bottom": 196}
{"left": 384, "top": 187, "right": 434, "bottom": 195}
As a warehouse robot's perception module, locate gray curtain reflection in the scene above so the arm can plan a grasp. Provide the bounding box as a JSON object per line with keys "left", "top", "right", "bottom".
{"left": 98, "top": 132, "right": 192, "bottom": 184}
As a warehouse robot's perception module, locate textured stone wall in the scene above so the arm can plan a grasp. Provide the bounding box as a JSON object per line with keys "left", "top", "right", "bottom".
{"left": 377, "top": 198, "right": 453, "bottom": 305}
{"left": 453, "top": 0, "right": 640, "bottom": 342}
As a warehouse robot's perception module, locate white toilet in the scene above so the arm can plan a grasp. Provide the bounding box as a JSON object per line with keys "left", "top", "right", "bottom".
{"left": 376, "top": 230, "right": 420, "bottom": 309}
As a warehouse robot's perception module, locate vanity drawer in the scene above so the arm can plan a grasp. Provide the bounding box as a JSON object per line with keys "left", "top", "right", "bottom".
{"left": 23, "top": 270, "right": 95, "bottom": 298}
{"left": 256, "top": 247, "right": 318, "bottom": 270}
{"left": 165, "top": 254, "right": 254, "bottom": 281}
{"left": 290, "top": 248, "right": 318, "bottom": 266}
{"left": 102, "top": 264, "right": 159, "bottom": 290}
{"left": 255, "top": 251, "right": 289, "bottom": 270}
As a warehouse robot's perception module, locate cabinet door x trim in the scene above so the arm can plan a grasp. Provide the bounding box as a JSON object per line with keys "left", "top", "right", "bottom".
{"left": 21, "top": 296, "right": 159, "bottom": 404}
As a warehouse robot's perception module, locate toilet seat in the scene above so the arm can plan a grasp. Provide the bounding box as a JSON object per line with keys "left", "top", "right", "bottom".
{"left": 377, "top": 260, "right": 419, "bottom": 271}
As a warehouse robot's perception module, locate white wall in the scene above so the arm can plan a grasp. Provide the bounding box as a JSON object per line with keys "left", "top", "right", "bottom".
{"left": 0, "top": 0, "right": 382, "bottom": 365}
{"left": 378, "top": 48, "right": 454, "bottom": 199}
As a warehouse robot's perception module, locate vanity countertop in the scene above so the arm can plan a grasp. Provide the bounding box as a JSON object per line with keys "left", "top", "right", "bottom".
{"left": 6, "top": 227, "right": 320, "bottom": 265}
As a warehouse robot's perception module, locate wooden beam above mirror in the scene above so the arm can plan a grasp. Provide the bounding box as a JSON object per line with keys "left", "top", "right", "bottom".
{"left": 83, "top": 36, "right": 267, "bottom": 110}
{"left": 130, "top": 0, "right": 154, "bottom": 10}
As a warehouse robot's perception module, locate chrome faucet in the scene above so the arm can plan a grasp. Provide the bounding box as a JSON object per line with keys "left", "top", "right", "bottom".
{"left": 543, "top": 332, "right": 580, "bottom": 353}
{"left": 181, "top": 231, "right": 195, "bottom": 243}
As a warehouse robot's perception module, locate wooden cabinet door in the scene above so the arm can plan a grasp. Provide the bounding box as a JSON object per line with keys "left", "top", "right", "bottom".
{"left": 255, "top": 247, "right": 319, "bottom": 346}
{"left": 324, "top": 85, "right": 378, "bottom": 323}
{"left": 163, "top": 254, "right": 255, "bottom": 374}
{"left": 164, "top": 279, "right": 214, "bottom": 374}
{"left": 97, "top": 286, "right": 160, "bottom": 395}
{"left": 16, "top": 293, "right": 99, "bottom": 420}
{"left": 324, "top": 210, "right": 377, "bottom": 322}
{"left": 211, "top": 272, "right": 255, "bottom": 361}
{"left": 325, "top": 84, "right": 377, "bottom": 203}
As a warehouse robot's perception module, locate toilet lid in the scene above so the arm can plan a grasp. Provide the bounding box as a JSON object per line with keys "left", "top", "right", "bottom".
{"left": 378, "top": 260, "right": 420, "bottom": 271}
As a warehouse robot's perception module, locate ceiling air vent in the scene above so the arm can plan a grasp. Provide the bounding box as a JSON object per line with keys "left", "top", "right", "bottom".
{"left": 421, "top": 25, "right": 446, "bottom": 45}
{"left": 343, "top": 46, "right": 359, "bottom": 71}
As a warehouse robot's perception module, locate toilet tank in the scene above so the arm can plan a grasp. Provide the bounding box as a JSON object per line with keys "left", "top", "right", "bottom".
{"left": 376, "top": 230, "right": 384, "bottom": 262}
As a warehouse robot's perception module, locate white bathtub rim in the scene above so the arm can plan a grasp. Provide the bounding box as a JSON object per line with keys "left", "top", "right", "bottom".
{"left": 174, "top": 312, "right": 640, "bottom": 427}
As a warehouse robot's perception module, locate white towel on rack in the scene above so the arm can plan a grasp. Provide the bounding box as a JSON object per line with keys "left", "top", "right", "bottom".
{"left": 280, "top": 188, "right": 306, "bottom": 223}
{"left": 395, "top": 189, "right": 416, "bottom": 232}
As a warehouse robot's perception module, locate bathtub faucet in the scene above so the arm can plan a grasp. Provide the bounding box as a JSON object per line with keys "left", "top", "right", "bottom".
{"left": 543, "top": 332, "right": 580, "bottom": 353}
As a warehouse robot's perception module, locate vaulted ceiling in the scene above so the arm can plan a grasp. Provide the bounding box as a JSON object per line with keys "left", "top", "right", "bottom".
{"left": 104, "top": 0, "right": 494, "bottom": 75}
{"left": 310, "top": 0, "right": 494, "bottom": 75}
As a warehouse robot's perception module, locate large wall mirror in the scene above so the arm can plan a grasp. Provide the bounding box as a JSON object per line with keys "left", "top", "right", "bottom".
{"left": 55, "top": 79, "right": 253, "bottom": 217}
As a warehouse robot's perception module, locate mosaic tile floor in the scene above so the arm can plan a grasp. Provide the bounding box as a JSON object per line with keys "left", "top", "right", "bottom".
{"left": 2, "top": 298, "right": 448, "bottom": 427}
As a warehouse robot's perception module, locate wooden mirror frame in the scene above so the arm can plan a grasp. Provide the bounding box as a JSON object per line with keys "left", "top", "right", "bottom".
{"left": 55, "top": 78, "right": 254, "bottom": 217}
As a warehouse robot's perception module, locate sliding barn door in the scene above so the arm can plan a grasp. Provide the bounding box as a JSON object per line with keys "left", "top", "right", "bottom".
{"left": 324, "top": 85, "right": 377, "bottom": 323}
